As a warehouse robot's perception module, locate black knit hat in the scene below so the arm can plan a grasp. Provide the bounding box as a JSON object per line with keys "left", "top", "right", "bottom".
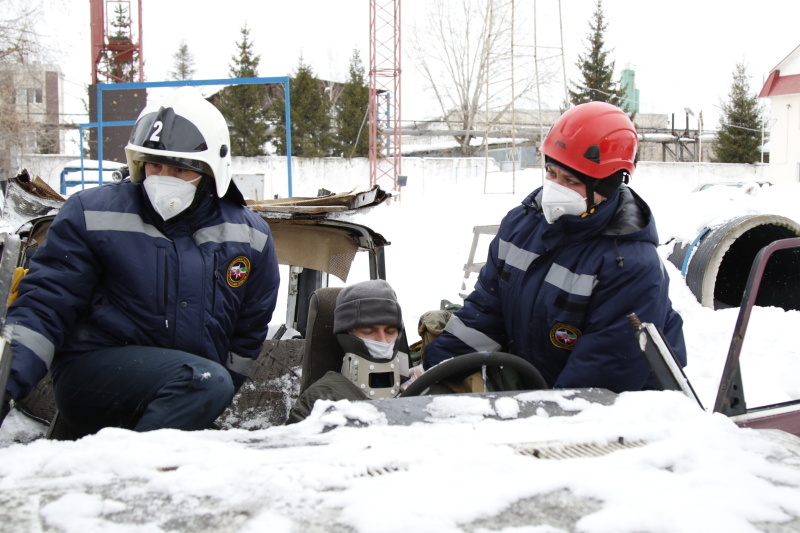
{"left": 333, "top": 280, "right": 403, "bottom": 334}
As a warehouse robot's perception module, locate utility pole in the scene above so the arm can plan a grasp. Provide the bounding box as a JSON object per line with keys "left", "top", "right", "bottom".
{"left": 369, "top": 0, "right": 402, "bottom": 191}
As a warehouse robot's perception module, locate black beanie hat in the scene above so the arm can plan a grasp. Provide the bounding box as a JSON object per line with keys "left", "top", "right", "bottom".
{"left": 333, "top": 280, "right": 403, "bottom": 334}
{"left": 545, "top": 156, "right": 629, "bottom": 199}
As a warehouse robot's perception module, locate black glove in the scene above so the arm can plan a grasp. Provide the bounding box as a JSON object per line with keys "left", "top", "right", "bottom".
{"left": 0, "top": 394, "right": 11, "bottom": 427}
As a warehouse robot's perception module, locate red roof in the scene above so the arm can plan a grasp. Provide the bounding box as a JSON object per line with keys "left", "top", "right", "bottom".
{"left": 759, "top": 70, "right": 800, "bottom": 98}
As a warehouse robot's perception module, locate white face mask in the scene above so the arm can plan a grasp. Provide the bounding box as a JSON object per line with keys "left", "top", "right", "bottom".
{"left": 143, "top": 175, "right": 201, "bottom": 221}
{"left": 541, "top": 179, "right": 588, "bottom": 224}
{"left": 361, "top": 338, "right": 397, "bottom": 360}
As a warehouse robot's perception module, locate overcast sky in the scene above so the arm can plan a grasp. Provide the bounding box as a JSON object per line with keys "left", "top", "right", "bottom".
{"left": 36, "top": 0, "right": 800, "bottom": 132}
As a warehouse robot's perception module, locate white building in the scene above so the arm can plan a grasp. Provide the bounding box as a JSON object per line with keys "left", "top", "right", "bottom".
{"left": 759, "top": 44, "right": 800, "bottom": 182}
{"left": 0, "top": 63, "right": 64, "bottom": 180}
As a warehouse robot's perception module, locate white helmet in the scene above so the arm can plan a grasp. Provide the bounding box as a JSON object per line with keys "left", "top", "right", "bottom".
{"left": 124, "top": 86, "right": 232, "bottom": 198}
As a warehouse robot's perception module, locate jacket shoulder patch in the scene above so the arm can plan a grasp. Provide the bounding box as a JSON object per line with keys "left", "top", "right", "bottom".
{"left": 227, "top": 256, "right": 251, "bottom": 287}
{"left": 549, "top": 322, "right": 581, "bottom": 350}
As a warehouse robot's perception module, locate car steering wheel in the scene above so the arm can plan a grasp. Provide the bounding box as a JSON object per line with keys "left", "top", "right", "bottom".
{"left": 398, "top": 351, "right": 548, "bottom": 397}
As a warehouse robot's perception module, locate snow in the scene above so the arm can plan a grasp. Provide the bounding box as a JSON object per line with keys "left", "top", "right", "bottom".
{"left": 2, "top": 164, "right": 800, "bottom": 531}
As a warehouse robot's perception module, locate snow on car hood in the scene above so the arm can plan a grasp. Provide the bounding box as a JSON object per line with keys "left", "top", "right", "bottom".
{"left": 1, "top": 390, "right": 800, "bottom": 532}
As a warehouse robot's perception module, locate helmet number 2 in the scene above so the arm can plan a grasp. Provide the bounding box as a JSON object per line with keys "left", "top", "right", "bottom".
{"left": 149, "top": 121, "right": 163, "bottom": 142}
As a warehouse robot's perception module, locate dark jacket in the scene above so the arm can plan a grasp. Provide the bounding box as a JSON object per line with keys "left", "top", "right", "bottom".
{"left": 286, "top": 371, "right": 366, "bottom": 424}
{"left": 7, "top": 179, "right": 280, "bottom": 400}
{"left": 424, "top": 184, "right": 686, "bottom": 393}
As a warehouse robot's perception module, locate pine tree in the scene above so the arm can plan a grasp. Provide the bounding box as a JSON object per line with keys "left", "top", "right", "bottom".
{"left": 215, "top": 24, "right": 269, "bottom": 157}
{"left": 271, "top": 57, "right": 334, "bottom": 157}
{"left": 169, "top": 39, "right": 195, "bottom": 81}
{"left": 110, "top": 3, "right": 130, "bottom": 39}
{"left": 569, "top": 0, "right": 626, "bottom": 107}
{"left": 714, "top": 62, "right": 764, "bottom": 164}
{"left": 334, "top": 50, "right": 369, "bottom": 157}
{"left": 105, "top": 3, "right": 137, "bottom": 82}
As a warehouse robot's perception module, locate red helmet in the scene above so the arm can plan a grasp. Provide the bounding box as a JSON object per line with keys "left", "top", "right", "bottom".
{"left": 540, "top": 101, "right": 637, "bottom": 179}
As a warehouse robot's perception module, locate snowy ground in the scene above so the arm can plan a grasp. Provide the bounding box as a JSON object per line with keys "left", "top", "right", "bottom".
{"left": 2, "top": 166, "right": 800, "bottom": 531}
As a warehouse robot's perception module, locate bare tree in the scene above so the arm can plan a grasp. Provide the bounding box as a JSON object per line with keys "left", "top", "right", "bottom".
{"left": 410, "top": 0, "right": 544, "bottom": 156}
{"left": 0, "top": 0, "right": 43, "bottom": 62}
{"left": 0, "top": 0, "right": 48, "bottom": 181}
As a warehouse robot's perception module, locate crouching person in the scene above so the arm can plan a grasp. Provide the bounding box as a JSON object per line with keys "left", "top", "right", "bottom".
{"left": 287, "top": 280, "right": 421, "bottom": 424}
{"left": 0, "top": 87, "right": 280, "bottom": 434}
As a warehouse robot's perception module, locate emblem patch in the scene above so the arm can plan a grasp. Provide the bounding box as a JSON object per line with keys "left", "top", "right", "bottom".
{"left": 226, "top": 256, "right": 251, "bottom": 287}
{"left": 549, "top": 322, "right": 581, "bottom": 350}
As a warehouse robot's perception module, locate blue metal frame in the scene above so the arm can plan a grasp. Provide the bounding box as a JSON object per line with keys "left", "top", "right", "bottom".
{"left": 85, "top": 77, "right": 294, "bottom": 196}
{"left": 73, "top": 120, "right": 133, "bottom": 193}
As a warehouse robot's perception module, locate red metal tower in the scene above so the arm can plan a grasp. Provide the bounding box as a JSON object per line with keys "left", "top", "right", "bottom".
{"left": 369, "top": 0, "right": 402, "bottom": 191}
{"left": 90, "top": 0, "right": 144, "bottom": 84}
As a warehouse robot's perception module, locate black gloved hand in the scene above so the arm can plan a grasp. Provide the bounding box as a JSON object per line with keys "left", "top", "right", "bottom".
{"left": 0, "top": 394, "right": 11, "bottom": 427}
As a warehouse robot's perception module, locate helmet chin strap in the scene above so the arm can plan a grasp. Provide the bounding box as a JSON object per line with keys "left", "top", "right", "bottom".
{"left": 583, "top": 178, "right": 598, "bottom": 213}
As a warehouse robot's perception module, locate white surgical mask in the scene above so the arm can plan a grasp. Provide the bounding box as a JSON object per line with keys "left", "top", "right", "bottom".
{"left": 144, "top": 175, "right": 201, "bottom": 221}
{"left": 361, "top": 338, "right": 396, "bottom": 360}
{"left": 541, "top": 179, "right": 588, "bottom": 224}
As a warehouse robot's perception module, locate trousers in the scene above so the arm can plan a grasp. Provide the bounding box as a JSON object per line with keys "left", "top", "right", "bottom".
{"left": 50, "top": 346, "right": 235, "bottom": 433}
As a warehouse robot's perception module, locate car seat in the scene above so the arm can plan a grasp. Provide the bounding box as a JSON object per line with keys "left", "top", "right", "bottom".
{"left": 298, "top": 287, "right": 344, "bottom": 394}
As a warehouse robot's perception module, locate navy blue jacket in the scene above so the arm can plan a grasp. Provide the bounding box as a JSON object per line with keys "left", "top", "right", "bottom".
{"left": 424, "top": 184, "right": 686, "bottom": 393}
{"left": 7, "top": 180, "right": 280, "bottom": 400}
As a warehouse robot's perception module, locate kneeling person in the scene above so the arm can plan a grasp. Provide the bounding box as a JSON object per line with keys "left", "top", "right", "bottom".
{"left": 287, "top": 280, "right": 409, "bottom": 424}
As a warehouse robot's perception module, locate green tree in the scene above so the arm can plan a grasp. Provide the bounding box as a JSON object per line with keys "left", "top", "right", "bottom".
{"left": 334, "top": 50, "right": 369, "bottom": 157}
{"left": 714, "top": 62, "right": 764, "bottom": 164}
{"left": 569, "top": 0, "right": 626, "bottom": 107}
{"left": 110, "top": 3, "right": 129, "bottom": 38}
{"left": 215, "top": 24, "right": 269, "bottom": 157}
{"left": 168, "top": 39, "right": 195, "bottom": 81}
{"left": 105, "top": 3, "right": 137, "bottom": 82}
{"left": 271, "top": 57, "right": 333, "bottom": 157}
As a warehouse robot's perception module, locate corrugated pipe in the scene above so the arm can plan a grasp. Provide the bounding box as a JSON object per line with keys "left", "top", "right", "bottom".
{"left": 667, "top": 214, "right": 800, "bottom": 310}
